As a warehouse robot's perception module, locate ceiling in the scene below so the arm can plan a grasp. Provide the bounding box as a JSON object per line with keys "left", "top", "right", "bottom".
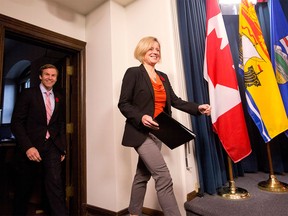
{"left": 49, "top": 0, "right": 136, "bottom": 15}
{"left": 3, "top": 0, "right": 137, "bottom": 80}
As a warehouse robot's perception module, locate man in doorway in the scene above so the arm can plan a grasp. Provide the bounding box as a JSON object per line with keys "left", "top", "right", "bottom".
{"left": 11, "top": 64, "right": 67, "bottom": 216}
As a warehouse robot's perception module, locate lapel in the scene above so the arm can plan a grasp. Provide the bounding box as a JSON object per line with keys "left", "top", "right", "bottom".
{"left": 36, "top": 87, "right": 47, "bottom": 121}
{"left": 140, "top": 64, "right": 154, "bottom": 99}
{"left": 50, "top": 91, "right": 60, "bottom": 123}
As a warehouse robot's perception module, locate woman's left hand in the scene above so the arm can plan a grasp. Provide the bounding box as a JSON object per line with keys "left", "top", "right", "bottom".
{"left": 198, "top": 104, "right": 211, "bottom": 116}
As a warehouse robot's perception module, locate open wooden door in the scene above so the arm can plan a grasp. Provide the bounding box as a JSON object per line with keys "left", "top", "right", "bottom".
{"left": 0, "top": 14, "right": 86, "bottom": 215}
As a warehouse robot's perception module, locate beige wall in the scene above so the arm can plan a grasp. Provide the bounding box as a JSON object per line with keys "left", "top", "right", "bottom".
{"left": 0, "top": 0, "right": 199, "bottom": 214}
{"left": 86, "top": 1, "right": 131, "bottom": 211}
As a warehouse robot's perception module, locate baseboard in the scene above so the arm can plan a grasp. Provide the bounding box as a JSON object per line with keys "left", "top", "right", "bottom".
{"left": 85, "top": 204, "right": 128, "bottom": 216}
{"left": 142, "top": 207, "right": 164, "bottom": 216}
{"left": 187, "top": 190, "right": 198, "bottom": 202}
{"left": 85, "top": 204, "right": 165, "bottom": 216}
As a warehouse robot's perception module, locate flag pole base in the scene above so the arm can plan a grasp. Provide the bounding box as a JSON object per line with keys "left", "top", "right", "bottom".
{"left": 258, "top": 175, "right": 288, "bottom": 193}
{"left": 217, "top": 180, "right": 250, "bottom": 200}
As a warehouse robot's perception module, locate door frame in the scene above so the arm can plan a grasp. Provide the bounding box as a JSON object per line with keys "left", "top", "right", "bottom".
{"left": 0, "top": 13, "right": 87, "bottom": 215}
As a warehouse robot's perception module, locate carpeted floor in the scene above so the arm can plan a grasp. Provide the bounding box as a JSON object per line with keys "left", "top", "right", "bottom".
{"left": 185, "top": 172, "right": 288, "bottom": 216}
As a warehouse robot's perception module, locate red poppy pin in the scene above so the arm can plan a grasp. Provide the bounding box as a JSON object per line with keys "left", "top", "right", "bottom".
{"left": 55, "top": 97, "right": 59, "bottom": 103}
{"left": 160, "top": 76, "right": 165, "bottom": 82}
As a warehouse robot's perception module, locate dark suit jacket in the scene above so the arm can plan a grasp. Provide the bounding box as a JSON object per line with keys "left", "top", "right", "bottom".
{"left": 11, "top": 86, "right": 66, "bottom": 154}
{"left": 118, "top": 64, "right": 200, "bottom": 148}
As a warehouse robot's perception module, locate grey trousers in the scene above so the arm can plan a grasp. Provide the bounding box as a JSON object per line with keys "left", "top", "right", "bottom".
{"left": 128, "top": 134, "right": 181, "bottom": 216}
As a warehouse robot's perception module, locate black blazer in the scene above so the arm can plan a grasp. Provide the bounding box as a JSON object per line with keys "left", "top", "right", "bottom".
{"left": 118, "top": 64, "right": 200, "bottom": 148}
{"left": 11, "top": 86, "right": 66, "bottom": 154}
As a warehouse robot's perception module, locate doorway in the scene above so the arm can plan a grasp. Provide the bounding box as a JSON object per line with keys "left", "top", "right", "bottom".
{"left": 0, "top": 14, "right": 86, "bottom": 215}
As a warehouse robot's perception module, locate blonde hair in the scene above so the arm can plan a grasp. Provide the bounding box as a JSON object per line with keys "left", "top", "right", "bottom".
{"left": 134, "top": 36, "right": 161, "bottom": 63}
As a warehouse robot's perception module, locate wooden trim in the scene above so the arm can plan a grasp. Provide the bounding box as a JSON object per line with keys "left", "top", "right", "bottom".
{"left": 187, "top": 190, "right": 198, "bottom": 202}
{"left": 142, "top": 207, "right": 164, "bottom": 216}
{"left": 85, "top": 204, "right": 164, "bottom": 216}
{"left": 85, "top": 204, "right": 128, "bottom": 216}
{"left": 0, "top": 23, "right": 4, "bottom": 101}
{"left": 0, "top": 14, "right": 85, "bottom": 51}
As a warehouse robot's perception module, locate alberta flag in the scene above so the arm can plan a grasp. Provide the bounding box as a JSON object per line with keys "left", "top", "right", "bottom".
{"left": 268, "top": 0, "right": 288, "bottom": 135}
{"left": 239, "top": 0, "right": 288, "bottom": 142}
{"left": 204, "top": 0, "right": 251, "bottom": 162}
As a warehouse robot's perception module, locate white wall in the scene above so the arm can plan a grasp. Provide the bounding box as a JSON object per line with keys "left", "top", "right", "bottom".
{"left": 86, "top": 1, "right": 132, "bottom": 211}
{"left": 0, "top": 0, "right": 199, "bottom": 214}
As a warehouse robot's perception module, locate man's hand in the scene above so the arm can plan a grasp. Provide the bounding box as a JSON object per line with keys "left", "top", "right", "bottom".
{"left": 26, "top": 147, "right": 42, "bottom": 162}
{"left": 61, "top": 155, "right": 65, "bottom": 162}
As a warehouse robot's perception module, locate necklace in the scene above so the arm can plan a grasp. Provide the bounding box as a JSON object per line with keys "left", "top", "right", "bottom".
{"left": 149, "top": 70, "right": 156, "bottom": 81}
{"left": 144, "top": 65, "right": 157, "bottom": 82}
{"left": 149, "top": 72, "right": 157, "bottom": 82}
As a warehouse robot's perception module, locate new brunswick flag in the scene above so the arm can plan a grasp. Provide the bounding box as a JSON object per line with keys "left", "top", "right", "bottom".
{"left": 204, "top": 0, "right": 251, "bottom": 162}
{"left": 239, "top": 0, "right": 288, "bottom": 142}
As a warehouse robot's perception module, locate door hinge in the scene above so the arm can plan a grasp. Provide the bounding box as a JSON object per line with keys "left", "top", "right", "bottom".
{"left": 66, "top": 123, "right": 74, "bottom": 134}
{"left": 66, "top": 185, "right": 74, "bottom": 197}
{"left": 66, "top": 65, "right": 73, "bottom": 76}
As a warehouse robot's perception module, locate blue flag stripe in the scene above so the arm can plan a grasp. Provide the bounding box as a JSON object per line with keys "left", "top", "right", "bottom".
{"left": 244, "top": 85, "right": 270, "bottom": 142}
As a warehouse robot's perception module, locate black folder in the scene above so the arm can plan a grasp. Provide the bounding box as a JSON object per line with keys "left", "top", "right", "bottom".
{"left": 150, "top": 112, "right": 196, "bottom": 149}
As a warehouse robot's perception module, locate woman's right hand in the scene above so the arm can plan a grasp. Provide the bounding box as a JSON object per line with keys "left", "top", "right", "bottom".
{"left": 142, "top": 115, "right": 159, "bottom": 130}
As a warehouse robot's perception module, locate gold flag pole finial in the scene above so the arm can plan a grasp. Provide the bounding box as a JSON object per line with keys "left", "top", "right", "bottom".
{"left": 217, "top": 156, "right": 250, "bottom": 199}
{"left": 258, "top": 142, "right": 288, "bottom": 192}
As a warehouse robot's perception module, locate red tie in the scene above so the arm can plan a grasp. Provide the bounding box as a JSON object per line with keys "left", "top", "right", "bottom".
{"left": 45, "top": 91, "right": 52, "bottom": 139}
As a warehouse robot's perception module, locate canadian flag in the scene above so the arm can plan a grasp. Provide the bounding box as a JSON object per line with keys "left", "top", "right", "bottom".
{"left": 204, "top": 0, "right": 251, "bottom": 162}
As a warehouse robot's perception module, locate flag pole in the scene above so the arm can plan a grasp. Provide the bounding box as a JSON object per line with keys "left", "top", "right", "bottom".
{"left": 258, "top": 142, "right": 288, "bottom": 192}
{"left": 217, "top": 156, "right": 250, "bottom": 200}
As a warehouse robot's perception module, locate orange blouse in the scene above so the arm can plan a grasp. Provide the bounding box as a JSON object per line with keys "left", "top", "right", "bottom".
{"left": 151, "top": 74, "right": 166, "bottom": 118}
